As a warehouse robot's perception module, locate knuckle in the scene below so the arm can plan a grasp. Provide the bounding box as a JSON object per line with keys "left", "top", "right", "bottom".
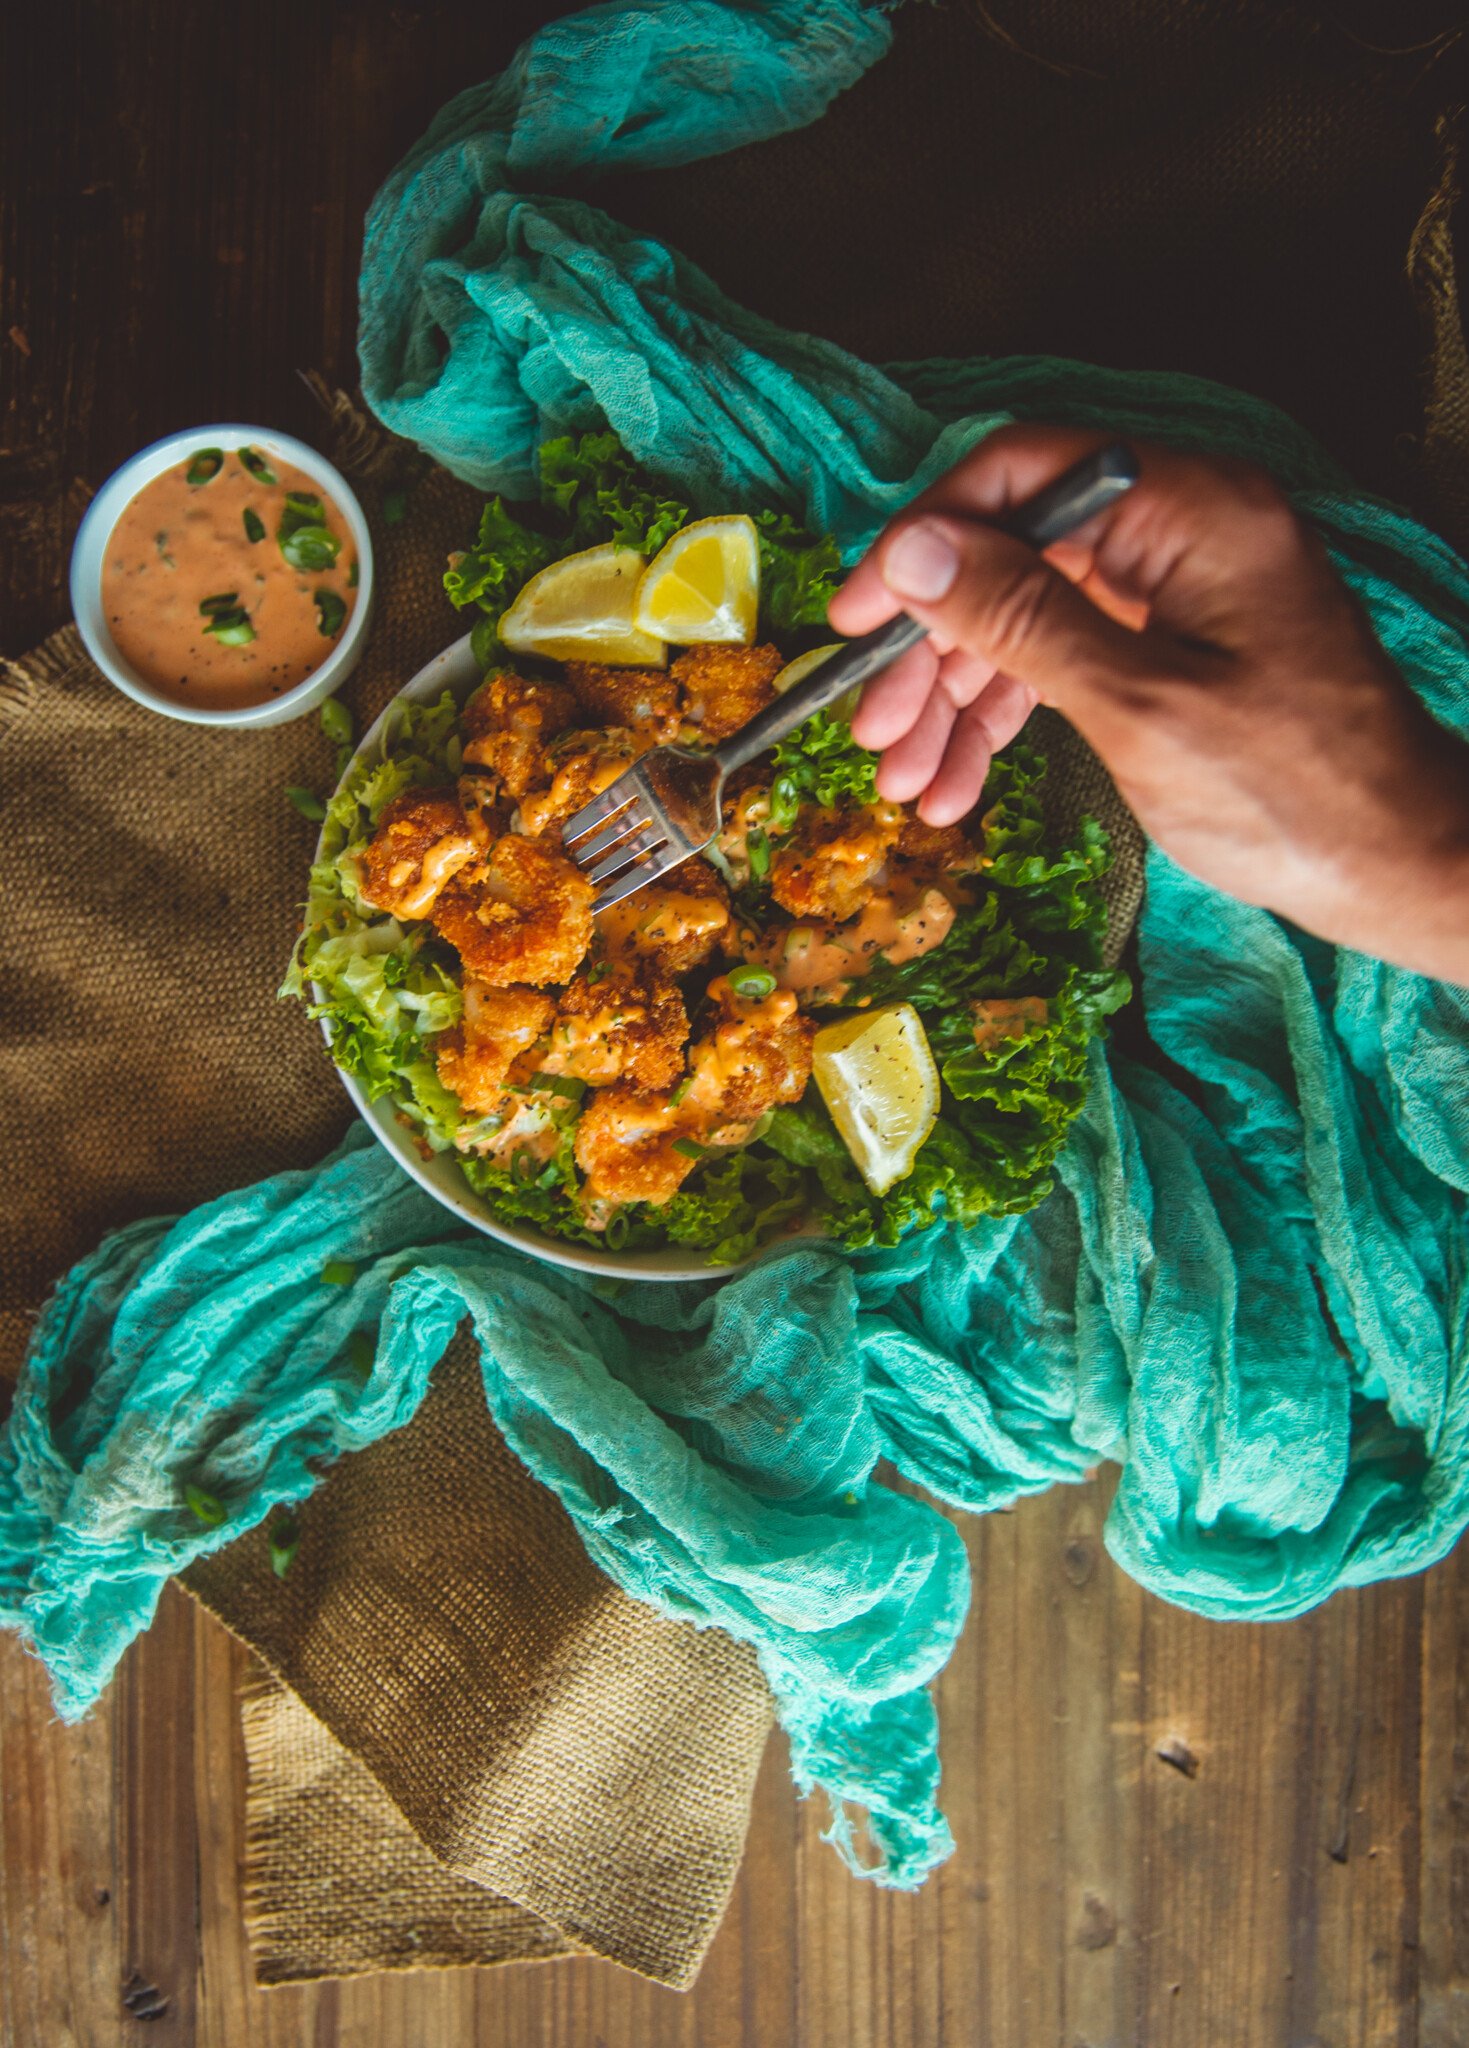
{"left": 969, "top": 557, "right": 1063, "bottom": 666}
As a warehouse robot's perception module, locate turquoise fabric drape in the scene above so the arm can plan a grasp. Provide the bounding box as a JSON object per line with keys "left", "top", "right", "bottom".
{"left": 5, "top": 0, "right": 1468, "bottom": 1887}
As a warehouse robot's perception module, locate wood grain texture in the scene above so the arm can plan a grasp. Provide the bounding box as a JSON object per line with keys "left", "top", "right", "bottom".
{"left": 1, "top": 1487, "right": 1455, "bottom": 2046}
{"left": 4, "top": 1, "right": 1468, "bottom": 2042}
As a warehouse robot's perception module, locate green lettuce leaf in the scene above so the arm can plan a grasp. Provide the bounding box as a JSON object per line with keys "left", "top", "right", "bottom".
{"left": 770, "top": 704, "right": 878, "bottom": 812}
{"left": 755, "top": 509, "right": 843, "bottom": 637}
{"left": 443, "top": 498, "right": 555, "bottom": 615}
{"left": 538, "top": 431, "right": 688, "bottom": 556}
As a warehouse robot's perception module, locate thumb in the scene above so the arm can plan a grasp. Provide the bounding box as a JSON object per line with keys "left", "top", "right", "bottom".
{"left": 877, "top": 514, "right": 1186, "bottom": 712}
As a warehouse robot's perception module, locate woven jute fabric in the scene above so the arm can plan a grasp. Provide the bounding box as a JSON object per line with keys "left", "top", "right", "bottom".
{"left": 192, "top": 1335, "right": 773, "bottom": 1988}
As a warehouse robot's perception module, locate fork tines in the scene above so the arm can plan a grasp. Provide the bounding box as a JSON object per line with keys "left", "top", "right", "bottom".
{"left": 564, "top": 771, "right": 678, "bottom": 911}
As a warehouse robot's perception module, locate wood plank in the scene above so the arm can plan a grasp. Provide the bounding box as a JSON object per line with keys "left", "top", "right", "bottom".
{"left": 1421, "top": 1535, "right": 1469, "bottom": 2048}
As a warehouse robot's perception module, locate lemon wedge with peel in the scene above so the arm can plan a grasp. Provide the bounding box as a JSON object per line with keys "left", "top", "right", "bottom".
{"left": 812, "top": 1002, "right": 940, "bottom": 1196}
{"left": 633, "top": 515, "right": 759, "bottom": 645}
{"left": 499, "top": 543, "right": 668, "bottom": 666}
{"left": 771, "top": 643, "right": 842, "bottom": 693}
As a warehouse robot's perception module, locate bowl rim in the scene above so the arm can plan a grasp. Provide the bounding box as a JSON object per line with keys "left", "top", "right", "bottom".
{"left": 313, "top": 632, "right": 819, "bottom": 1283}
{"left": 69, "top": 422, "right": 375, "bottom": 728}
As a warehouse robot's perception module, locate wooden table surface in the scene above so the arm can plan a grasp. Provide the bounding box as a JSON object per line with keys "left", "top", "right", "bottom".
{"left": 4, "top": 4, "right": 1469, "bottom": 2043}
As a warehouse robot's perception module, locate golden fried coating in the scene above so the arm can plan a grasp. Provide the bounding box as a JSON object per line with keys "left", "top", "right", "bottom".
{"left": 671, "top": 642, "right": 783, "bottom": 742}
{"left": 563, "top": 661, "right": 683, "bottom": 743}
{"left": 461, "top": 672, "right": 577, "bottom": 797}
{"left": 573, "top": 1087, "right": 695, "bottom": 1208}
{"left": 457, "top": 771, "right": 515, "bottom": 851}
{"left": 435, "top": 982, "right": 555, "bottom": 1114}
{"left": 356, "top": 787, "right": 480, "bottom": 919}
{"left": 524, "top": 964, "right": 689, "bottom": 1092}
{"left": 572, "top": 974, "right": 813, "bottom": 1213}
{"left": 595, "top": 856, "right": 731, "bottom": 974}
{"left": 431, "top": 835, "right": 594, "bottom": 987}
{"left": 896, "top": 814, "right": 981, "bottom": 871}
{"left": 683, "top": 975, "right": 814, "bottom": 1140}
{"left": 770, "top": 800, "right": 904, "bottom": 923}
{"left": 513, "top": 728, "right": 648, "bottom": 841}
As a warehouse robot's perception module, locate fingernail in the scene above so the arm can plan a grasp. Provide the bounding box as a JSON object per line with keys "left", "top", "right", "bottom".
{"left": 883, "top": 520, "right": 958, "bottom": 603}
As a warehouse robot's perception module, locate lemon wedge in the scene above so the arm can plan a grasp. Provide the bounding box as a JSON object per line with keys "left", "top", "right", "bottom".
{"left": 771, "top": 643, "right": 842, "bottom": 693}
{"left": 633, "top": 515, "right": 759, "bottom": 645}
{"left": 812, "top": 1002, "right": 940, "bottom": 1196}
{"left": 499, "top": 543, "right": 668, "bottom": 666}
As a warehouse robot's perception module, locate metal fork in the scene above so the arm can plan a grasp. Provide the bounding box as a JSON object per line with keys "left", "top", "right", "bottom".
{"left": 562, "top": 440, "right": 1139, "bottom": 911}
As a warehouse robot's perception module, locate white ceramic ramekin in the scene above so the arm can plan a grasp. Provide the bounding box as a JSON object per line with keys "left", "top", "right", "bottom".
{"left": 69, "top": 423, "right": 375, "bottom": 728}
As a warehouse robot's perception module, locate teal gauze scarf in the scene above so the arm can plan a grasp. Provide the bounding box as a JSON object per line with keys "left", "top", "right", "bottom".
{"left": 5, "top": 0, "right": 1469, "bottom": 1887}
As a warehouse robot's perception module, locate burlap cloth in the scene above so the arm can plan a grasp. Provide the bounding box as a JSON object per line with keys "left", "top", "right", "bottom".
{"left": 4, "top": 0, "right": 1466, "bottom": 1993}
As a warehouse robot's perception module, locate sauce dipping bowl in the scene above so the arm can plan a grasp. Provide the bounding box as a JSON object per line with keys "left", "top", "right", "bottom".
{"left": 70, "top": 424, "right": 375, "bottom": 728}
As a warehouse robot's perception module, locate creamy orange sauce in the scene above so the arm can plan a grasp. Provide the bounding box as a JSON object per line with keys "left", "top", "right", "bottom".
{"left": 391, "top": 835, "right": 479, "bottom": 920}
{"left": 102, "top": 447, "right": 358, "bottom": 709}
{"left": 736, "top": 887, "right": 957, "bottom": 1004}
{"left": 596, "top": 891, "right": 728, "bottom": 954}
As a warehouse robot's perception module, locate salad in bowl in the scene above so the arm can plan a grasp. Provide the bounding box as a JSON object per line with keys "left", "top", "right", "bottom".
{"left": 285, "top": 435, "right": 1128, "bottom": 1271}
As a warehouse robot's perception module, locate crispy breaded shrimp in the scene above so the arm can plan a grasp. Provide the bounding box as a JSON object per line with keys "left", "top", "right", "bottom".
{"left": 683, "top": 974, "right": 814, "bottom": 1140}
{"left": 525, "top": 964, "right": 688, "bottom": 1092}
{"left": 435, "top": 982, "right": 555, "bottom": 1114}
{"left": 461, "top": 672, "right": 576, "bottom": 797}
{"left": 573, "top": 1087, "right": 694, "bottom": 1207}
{"left": 595, "top": 857, "right": 731, "bottom": 974}
{"left": 563, "top": 661, "right": 683, "bottom": 743}
{"left": 431, "top": 835, "right": 594, "bottom": 987}
{"left": 457, "top": 771, "right": 514, "bottom": 851}
{"left": 896, "top": 814, "right": 982, "bottom": 872}
{"left": 770, "top": 801, "right": 904, "bottom": 923}
{"left": 671, "top": 642, "right": 783, "bottom": 742}
{"left": 514, "top": 728, "right": 648, "bottom": 840}
{"left": 357, "top": 787, "right": 480, "bottom": 919}
{"left": 572, "top": 976, "right": 813, "bottom": 1213}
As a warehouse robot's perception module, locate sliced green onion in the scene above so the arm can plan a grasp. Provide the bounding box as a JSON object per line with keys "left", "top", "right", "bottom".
{"left": 198, "top": 591, "right": 240, "bottom": 615}
{"left": 604, "top": 1211, "right": 630, "bottom": 1249}
{"left": 527, "top": 1071, "right": 585, "bottom": 1100}
{"left": 785, "top": 928, "right": 813, "bottom": 960}
{"left": 237, "top": 445, "right": 278, "bottom": 485}
{"left": 202, "top": 608, "right": 256, "bottom": 645}
{"left": 242, "top": 507, "right": 266, "bottom": 543}
{"left": 537, "top": 1162, "right": 561, "bottom": 1188}
{"left": 347, "top": 556, "right": 359, "bottom": 588}
{"left": 185, "top": 447, "right": 223, "bottom": 486}
{"left": 746, "top": 825, "right": 770, "bottom": 880}
{"left": 320, "top": 1260, "right": 356, "bottom": 1285}
{"left": 287, "top": 786, "right": 327, "bottom": 822}
{"left": 383, "top": 490, "right": 406, "bottom": 525}
{"left": 669, "top": 1073, "right": 692, "bottom": 1107}
{"left": 281, "top": 523, "right": 340, "bottom": 571}
{"left": 315, "top": 589, "right": 347, "bottom": 638}
{"left": 672, "top": 1137, "right": 708, "bottom": 1160}
{"left": 284, "top": 490, "right": 324, "bottom": 516}
{"left": 512, "top": 1147, "right": 540, "bottom": 1184}
{"left": 345, "top": 1329, "right": 374, "bottom": 1380}
{"left": 319, "top": 696, "right": 353, "bottom": 746}
{"left": 269, "top": 1512, "right": 300, "bottom": 1579}
{"left": 585, "top": 959, "right": 612, "bottom": 985}
{"left": 768, "top": 776, "right": 800, "bottom": 833}
{"left": 184, "top": 1482, "right": 226, "bottom": 1526}
{"left": 728, "top": 965, "right": 777, "bottom": 1001}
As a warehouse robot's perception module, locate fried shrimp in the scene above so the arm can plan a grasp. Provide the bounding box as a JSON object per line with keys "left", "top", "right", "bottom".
{"left": 683, "top": 975, "right": 814, "bottom": 1140}
{"left": 435, "top": 982, "right": 555, "bottom": 1114}
{"left": 513, "top": 728, "right": 648, "bottom": 840}
{"left": 461, "top": 672, "right": 577, "bottom": 797}
{"left": 573, "top": 1087, "right": 694, "bottom": 1207}
{"left": 896, "top": 815, "right": 982, "bottom": 872}
{"left": 528, "top": 964, "right": 688, "bottom": 1092}
{"left": 431, "top": 835, "right": 594, "bottom": 986}
{"left": 563, "top": 661, "right": 683, "bottom": 742}
{"left": 595, "top": 857, "right": 731, "bottom": 974}
{"left": 573, "top": 973, "right": 814, "bottom": 1214}
{"left": 671, "top": 642, "right": 782, "bottom": 741}
{"left": 357, "top": 787, "right": 481, "bottom": 919}
{"left": 770, "top": 800, "right": 904, "bottom": 923}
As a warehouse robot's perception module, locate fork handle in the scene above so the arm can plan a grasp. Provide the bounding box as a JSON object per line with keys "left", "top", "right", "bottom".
{"left": 712, "top": 439, "right": 1139, "bottom": 778}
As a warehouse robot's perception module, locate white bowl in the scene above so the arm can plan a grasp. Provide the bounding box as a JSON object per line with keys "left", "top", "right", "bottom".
{"left": 70, "top": 424, "right": 375, "bottom": 728}
{"left": 318, "top": 633, "right": 789, "bottom": 1282}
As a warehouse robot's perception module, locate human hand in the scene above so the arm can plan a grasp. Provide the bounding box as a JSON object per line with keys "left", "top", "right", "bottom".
{"left": 828, "top": 423, "right": 1469, "bottom": 980}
